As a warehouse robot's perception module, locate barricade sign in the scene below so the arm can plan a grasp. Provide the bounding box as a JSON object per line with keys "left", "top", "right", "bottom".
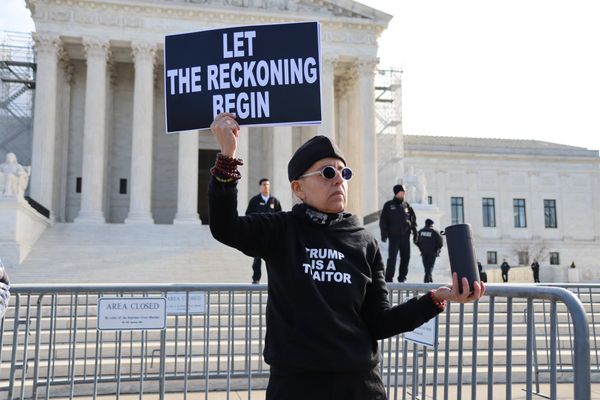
{"left": 404, "top": 317, "right": 436, "bottom": 348}
{"left": 164, "top": 21, "right": 322, "bottom": 132}
{"left": 166, "top": 291, "right": 207, "bottom": 315}
{"left": 97, "top": 297, "right": 166, "bottom": 331}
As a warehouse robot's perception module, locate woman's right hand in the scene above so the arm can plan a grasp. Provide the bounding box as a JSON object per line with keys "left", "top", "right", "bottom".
{"left": 210, "top": 112, "right": 240, "bottom": 158}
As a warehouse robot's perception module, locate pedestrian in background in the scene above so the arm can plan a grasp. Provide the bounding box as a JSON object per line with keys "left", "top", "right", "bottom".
{"left": 500, "top": 258, "right": 511, "bottom": 283}
{"left": 530, "top": 258, "right": 540, "bottom": 283}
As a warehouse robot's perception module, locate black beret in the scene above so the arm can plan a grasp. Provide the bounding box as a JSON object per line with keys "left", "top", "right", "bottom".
{"left": 288, "top": 135, "right": 346, "bottom": 181}
{"left": 393, "top": 184, "right": 406, "bottom": 194}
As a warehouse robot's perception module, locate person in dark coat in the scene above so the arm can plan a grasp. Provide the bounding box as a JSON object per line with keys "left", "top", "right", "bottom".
{"left": 379, "top": 184, "right": 417, "bottom": 282}
{"left": 208, "top": 112, "right": 485, "bottom": 400}
{"left": 531, "top": 258, "right": 540, "bottom": 283}
{"left": 500, "top": 259, "right": 511, "bottom": 283}
{"left": 0, "top": 259, "right": 10, "bottom": 319}
{"left": 245, "top": 178, "right": 282, "bottom": 283}
{"left": 416, "top": 219, "right": 444, "bottom": 283}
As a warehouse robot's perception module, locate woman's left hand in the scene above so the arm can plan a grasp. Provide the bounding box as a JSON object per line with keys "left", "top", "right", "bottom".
{"left": 433, "top": 272, "right": 486, "bottom": 304}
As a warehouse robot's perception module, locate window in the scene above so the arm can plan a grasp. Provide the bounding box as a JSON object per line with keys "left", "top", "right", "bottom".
{"left": 550, "top": 252, "right": 560, "bottom": 265}
{"left": 518, "top": 251, "right": 529, "bottom": 266}
{"left": 487, "top": 251, "right": 497, "bottom": 265}
{"left": 76, "top": 177, "right": 82, "bottom": 193}
{"left": 482, "top": 198, "right": 496, "bottom": 227}
{"left": 427, "top": 196, "right": 433, "bottom": 205}
{"left": 544, "top": 199, "right": 557, "bottom": 228}
{"left": 451, "top": 197, "right": 464, "bottom": 225}
{"left": 119, "top": 179, "right": 128, "bottom": 195}
{"left": 513, "top": 198, "right": 527, "bottom": 228}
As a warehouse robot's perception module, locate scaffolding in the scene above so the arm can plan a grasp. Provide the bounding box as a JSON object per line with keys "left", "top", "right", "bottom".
{"left": 0, "top": 31, "right": 35, "bottom": 164}
{"left": 374, "top": 68, "right": 402, "bottom": 136}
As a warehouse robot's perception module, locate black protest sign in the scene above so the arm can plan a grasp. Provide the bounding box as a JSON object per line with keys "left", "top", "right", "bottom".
{"left": 164, "top": 22, "right": 321, "bottom": 133}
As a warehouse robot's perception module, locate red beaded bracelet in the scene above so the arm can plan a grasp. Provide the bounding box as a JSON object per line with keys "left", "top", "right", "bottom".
{"left": 429, "top": 290, "right": 446, "bottom": 311}
{"left": 210, "top": 153, "right": 244, "bottom": 181}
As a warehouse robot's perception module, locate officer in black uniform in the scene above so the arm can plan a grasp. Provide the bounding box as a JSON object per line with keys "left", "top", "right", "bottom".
{"left": 379, "top": 184, "right": 417, "bottom": 282}
{"left": 245, "top": 178, "right": 282, "bottom": 283}
{"left": 416, "top": 219, "right": 444, "bottom": 283}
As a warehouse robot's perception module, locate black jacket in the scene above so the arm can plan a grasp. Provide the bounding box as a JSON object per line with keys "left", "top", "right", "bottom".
{"left": 501, "top": 262, "right": 511, "bottom": 273}
{"left": 209, "top": 178, "right": 442, "bottom": 372}
{"left": 245, "top": 193, "right": 282, "bottom": 215}
{"left": 416, "top": 226, "right": 443, "bottom": 256}
{"left": 379, "top": 197, "right": 417, "bottom": 239}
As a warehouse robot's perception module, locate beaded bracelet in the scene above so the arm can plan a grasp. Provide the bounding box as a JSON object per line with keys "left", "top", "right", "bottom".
{"left": 429, "top": 290, "right": 446, "bottom": 311}
{"left": 210, "top": 153, "right": 244, "bottom": 182}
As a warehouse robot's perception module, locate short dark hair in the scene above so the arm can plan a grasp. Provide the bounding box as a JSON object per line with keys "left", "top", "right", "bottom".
{"left": 259, "top": 178, "right": 269, "bottom": 185}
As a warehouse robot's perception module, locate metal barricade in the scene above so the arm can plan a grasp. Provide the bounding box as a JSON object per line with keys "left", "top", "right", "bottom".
{"left": 0, "top": 283, "right": 591, "bottom": 399}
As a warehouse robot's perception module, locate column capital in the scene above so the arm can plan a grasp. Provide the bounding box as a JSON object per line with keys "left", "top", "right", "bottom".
{"left": 32, "top": 33, "right": 61, "bottom": 57}
{"left": 131, "top": 42, "right": 157, "bottom": 64}
{"left": 57, "top": 47, "right": 73, "bottom": 84}
{"left": 335, "top": 64, "right": 357, "bottom": 98}
{"left": 357, "top": 57, "right": 379, "bottom": 75}
{"left": 82, "top": 38, "right": 111, "bottom": 61}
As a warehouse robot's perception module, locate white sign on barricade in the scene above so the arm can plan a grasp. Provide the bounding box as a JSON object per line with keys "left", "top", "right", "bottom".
{"left": 404, "top": 317, "right": 437, "bottom": 349}
{"left": 97, "top": 298, "right": 166, "bottom": 331}
{"left": 166, "top": 291, "right": 207, "bottom": 315}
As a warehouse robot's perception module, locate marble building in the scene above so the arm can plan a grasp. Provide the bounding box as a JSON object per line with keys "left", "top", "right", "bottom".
{"left": 2, "top": 0, "right": 599, "bottom": 282}
{"left": 26, "top": 0, "right": 390, "bottom": 225}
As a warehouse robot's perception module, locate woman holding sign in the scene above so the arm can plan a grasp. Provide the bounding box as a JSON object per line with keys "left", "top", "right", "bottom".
{"left": 208, "top": 112, "right": 484, "bottom": 400}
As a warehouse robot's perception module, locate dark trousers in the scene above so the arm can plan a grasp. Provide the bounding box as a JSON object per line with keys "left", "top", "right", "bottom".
{"left": 502, "top": 270, "right": 509, "bottom": 282}
{"left": 385, "top": 234, "right": 410, "bottom": 282}
{"left": 267, "top": 367, "right": 386, "bottom": 400}
{"left": 421, "top": 253, "right": 436, "bottom": 283}
{"left": 532, "top": 268, "right": 540, "bottom": 283}
{"left": 252, "top": 257, "right": 262, "bottom": 282}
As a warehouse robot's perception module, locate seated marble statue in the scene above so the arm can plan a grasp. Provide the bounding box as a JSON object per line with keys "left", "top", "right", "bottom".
{"left": 0, "top": 153, "right": 31, "bottom": 198}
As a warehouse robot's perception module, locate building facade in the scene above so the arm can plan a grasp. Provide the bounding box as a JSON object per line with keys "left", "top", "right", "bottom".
{"left": 4, "top": 0, "right": 599, "bottom": 281}
{"left": 402, "top": 135, "right": 600, "bottom": 281}
{"left": 26, "top": 0, "right": 391, "bottom": 226}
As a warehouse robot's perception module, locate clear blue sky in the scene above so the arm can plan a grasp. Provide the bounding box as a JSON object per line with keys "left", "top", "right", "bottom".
{"left": 3, "top": 0, "right": 599, "bottom": 151}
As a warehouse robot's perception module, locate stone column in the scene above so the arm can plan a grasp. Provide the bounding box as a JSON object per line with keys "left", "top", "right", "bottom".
{"left": 75, "top": 39, "right": 110, "bottom": 223}
{"left": 336, "top": 68, "right": 360, "bottom": 214}
{"left": 126, "top": 42, "right": 156, "bottom": 224}
{"left": 56, "top": 50, "right": 73, "bottom": 223}
{"left": 271, "top": 127, "right": 293, "bottom": 211}
{"left": 320, "top": 57, "right": 336, "bottom": 139}
{"left": 30, "top": 33, "right": 60, "bottom": 218}
{"left": 356, "top": 59, "right": 378, "bottom": 217}
{"left": 236, "top": 126, "right": 250, "bottom": 216}
{"left": 174, "top": 131, "right": 201, "bottom": 224}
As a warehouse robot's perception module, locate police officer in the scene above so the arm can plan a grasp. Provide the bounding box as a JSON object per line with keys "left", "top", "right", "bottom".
{"left": 245, "top": 178, "right": 282, "bottom": 283}
{"left": 416, "top": 219, "right": 444, "bottom": 283}
{"left": 379, "top": 184, "right": 417, "bottom": 282}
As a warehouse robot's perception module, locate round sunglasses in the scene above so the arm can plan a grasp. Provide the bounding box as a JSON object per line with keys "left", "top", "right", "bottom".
{"left": 299, "top": 166, "right": 353, "bottom": 181}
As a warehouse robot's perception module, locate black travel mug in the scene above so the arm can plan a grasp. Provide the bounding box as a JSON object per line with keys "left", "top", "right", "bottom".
{"left": 443, "top": 223, "right": 480, "bottom": 294}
